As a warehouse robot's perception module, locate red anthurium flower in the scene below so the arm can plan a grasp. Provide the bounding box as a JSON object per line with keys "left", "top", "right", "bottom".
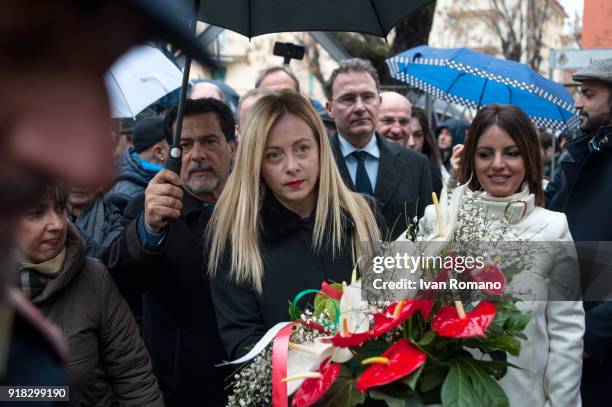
{"left": 320, "top": 282, "right": 343, "bottom": 300}
{"left": 371, "top": 300, "right": 433, "bottom": 337}
{"left": 356, "top": 339, "right": 426, "bottom": 393}
{"left": 419, "top": 300, "right": 434, "bottom": 320}
{"left": 431, "top": 301, "right": 496, "bottom": 338}
{"left": 292, "top": 359, "right": 341, "bottom": 407}
{"left": 327, "top": 330, "right": 371, "bottom": 347}
{"left": 467, "top": 264, "right": 506, "bottom": 296}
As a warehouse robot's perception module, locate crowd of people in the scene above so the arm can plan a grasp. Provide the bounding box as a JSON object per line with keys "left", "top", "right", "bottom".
{"left": 1, "top": 2, "right": 612, "bottom": 407}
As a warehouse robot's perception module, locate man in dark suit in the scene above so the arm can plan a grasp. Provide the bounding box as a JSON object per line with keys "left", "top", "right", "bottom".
{"left": 325, "top": 59, "right": 433, "bottom": 239}
{"left": 545, "top": 58, "right": 612, "bottom": 407}
{"left": 103, "top": 98, "right": 236, "bottom": 406}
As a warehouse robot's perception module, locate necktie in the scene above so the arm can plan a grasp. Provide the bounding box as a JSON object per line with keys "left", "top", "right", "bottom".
{"left": 351, "top": 151, "right": 373, "bottom": 195}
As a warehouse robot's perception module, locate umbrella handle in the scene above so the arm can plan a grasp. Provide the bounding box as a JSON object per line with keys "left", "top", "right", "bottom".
{"left": 166, "top": 146, "right": 182, "bottom": 175}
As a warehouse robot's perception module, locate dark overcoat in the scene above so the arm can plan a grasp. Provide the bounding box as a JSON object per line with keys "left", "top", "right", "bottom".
{"left": 546, "top": 125, "right": 612, "bottom": 407}
{"left": 103, "top": 191, "right": 230, "bottom": 406}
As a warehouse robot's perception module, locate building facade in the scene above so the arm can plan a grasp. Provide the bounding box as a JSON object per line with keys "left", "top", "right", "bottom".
{"left": 429, "top": 0, "right": 569, "bottom": 80}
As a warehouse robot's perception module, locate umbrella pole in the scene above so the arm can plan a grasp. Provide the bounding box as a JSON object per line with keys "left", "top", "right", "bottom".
{"left": 166, "top": 0, "right": 201, "bottom": 175}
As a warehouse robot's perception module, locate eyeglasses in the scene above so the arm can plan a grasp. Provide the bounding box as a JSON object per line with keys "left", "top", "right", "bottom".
{"left": 379, "top": 117, "right": 411, "bottom": 127}
{"left": 332, "top": 93, "right": 378, "bottom": 107}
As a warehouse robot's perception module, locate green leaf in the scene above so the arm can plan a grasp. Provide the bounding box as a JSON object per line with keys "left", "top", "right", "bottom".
{"left": 504, "top": 313, "right": 531, "bottom": 333}
{"left": 288, "top": 300, "right": 298, "bottom": 321}
{"left": 369, "top": 385, "right": 425, "bottom": 407}
{"left": 483, "top": 335, "right": 521, "bottom": 357}
{"left": 457, "top": 358, "right": 515, "bottom": 380}
{"left": 441, "top": 361, "right": 479, "bottom": 407}
{"left": 420, "top": 365, "right": 448, "bottom": 393}
{"left": 313, "top": 366, "right": 365, "bottom": 407}
{"left": 463, "top": 361, "right": 509, "bottom": 407}
{"left": 314, "top": 293, "right": 339, "bottom": 322}
{"left": 402, "top": 365, "right": 424, "bottom": 391}
{"left": 441, "top": 359, "right": 510, "bottom": 407}
{"left": 314, "top": 298, "right": 333, "bottom": 321}
{"left": 418, "top": 331, "right": 436, "bottom": 346}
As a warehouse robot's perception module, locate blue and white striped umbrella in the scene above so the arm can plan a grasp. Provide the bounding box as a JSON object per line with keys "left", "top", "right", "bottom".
{"left": 386, "top": 45, "right": 579, "bottom": 130}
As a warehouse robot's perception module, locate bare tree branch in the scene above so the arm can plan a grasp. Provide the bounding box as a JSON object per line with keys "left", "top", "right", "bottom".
{"left": 303, "top": 34, "right": 326, "bottom": 90}
{"left": 465, "top": 0, "right": 556, "bottom": 69}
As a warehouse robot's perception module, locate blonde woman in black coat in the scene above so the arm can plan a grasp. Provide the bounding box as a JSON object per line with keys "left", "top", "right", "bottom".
{"left": 207, "top": 92, "right": 383, "bottom": 359}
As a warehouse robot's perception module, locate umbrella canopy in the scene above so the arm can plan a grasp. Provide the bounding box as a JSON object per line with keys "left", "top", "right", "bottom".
{"left": 413, "top": 94, "right": 467, "bottom": 121}
{"left": 387, "top": 45, "right": 579, "bottom": 130}
{"left": 105, "top": 44, "right": 184, "bottom": 118}
{"left": 196, "top": 0, "right": 433, "bottom": 38}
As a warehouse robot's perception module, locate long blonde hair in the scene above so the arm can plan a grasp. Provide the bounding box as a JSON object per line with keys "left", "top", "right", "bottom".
{"left": 206, "top": 92, "right": 380, "bottom": 294}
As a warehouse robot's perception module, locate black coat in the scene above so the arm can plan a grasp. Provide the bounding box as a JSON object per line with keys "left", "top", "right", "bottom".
{"left": 102, "top": 191, "right": 229, "bottom": 406}
{"left": 546, "top": 126, "right": 612, "bottom": 241}
{"left": 210, "top": 193, "right": 359, "bottom": 360}
{"left": 429, "top": 160, "right": 443, "bottom": 197}
{"left": 546, "top": 125, "right": 612, "bottom": 407}
{"left": 330, "top": 133, "right": 433, "bottom": 240}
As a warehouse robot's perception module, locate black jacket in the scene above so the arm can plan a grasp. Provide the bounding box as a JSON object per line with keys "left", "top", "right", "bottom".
{"left": 330, "top": 133, "right": 433, "bottom": 240}
{"left": 103, "top": 191, "right": 229, "bottom": 406}
{"left": 104, "top": 149, "right": 158, "bottom": 214}
{"left": 429, "top": 160, "right": 443, "bottom": 196}
{"left": 546, "top": 126, "right": 612, "bottom": 241}
{"left": 546, "top": 125, "right": 612, "bottom": 407}
{"left": 210, "top": 192, "right": 361, "bottom": 360}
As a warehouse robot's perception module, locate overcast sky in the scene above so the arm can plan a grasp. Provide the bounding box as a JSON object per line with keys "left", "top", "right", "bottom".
{"left": 560, "top": 1, "right": 583, "bottom": 18}
{"left": 559, "top": 0, "right": 583, "bottom": 33}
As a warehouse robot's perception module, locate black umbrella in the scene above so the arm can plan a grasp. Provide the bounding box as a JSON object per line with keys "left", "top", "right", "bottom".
{"left": 167, "top": 0, "right": 434, "bottom": 174}
{"left": 198, "top": 0, "right": 433, "bottom": 38}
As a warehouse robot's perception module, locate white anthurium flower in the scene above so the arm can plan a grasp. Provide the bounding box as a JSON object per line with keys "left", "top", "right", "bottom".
{"left": 419, "top": 175, "right": 472, "bottom": 261}
{"left": 391, "top": 175, "right": 473, "bottom": 285}
{"left": 338, "top": 281, "right": 369, "bottom": 334}
{"left": 431, "top": 173, "right": 471, "bottom": 240}
{"left": 285, "top": 338, "right": 335, "bottom": 395}
{"left": 332, "top": 280, "right": 369, "bottom": 363}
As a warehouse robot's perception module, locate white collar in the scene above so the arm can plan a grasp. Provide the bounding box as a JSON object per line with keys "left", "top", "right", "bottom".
{"left": 338, "top": 133, "right": 380, "bottom": 159}
{"left": 473, "top": 183, "right": 536, "bottom": 224}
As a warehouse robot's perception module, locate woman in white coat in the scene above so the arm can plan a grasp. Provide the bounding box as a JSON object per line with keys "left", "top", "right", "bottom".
{"left": 417, "top": 104, "right": 583, "bottom": 407}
